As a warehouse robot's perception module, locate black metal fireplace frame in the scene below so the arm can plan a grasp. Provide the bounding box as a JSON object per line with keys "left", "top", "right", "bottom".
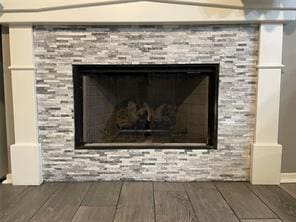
{"left": 73, "top": 64, "right": 219, "bottom": 149}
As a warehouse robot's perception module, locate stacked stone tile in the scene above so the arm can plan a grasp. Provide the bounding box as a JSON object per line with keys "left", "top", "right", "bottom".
{"left": 34, "top": 25, "right": 258, "bottom": 181}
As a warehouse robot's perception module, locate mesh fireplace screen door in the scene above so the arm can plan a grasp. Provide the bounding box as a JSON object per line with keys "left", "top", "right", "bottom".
{"left": 73, "top": 64, "right": 218, "bottom": 148}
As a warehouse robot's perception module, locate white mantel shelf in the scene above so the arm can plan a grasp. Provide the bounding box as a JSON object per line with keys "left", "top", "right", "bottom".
{"left": 0, "top": 0, "right": 296, "bottom": 24}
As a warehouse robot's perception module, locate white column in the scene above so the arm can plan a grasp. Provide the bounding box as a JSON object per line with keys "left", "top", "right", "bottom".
{"left": 251, "top": 24, "right": 284, "bottom": 185}
{"left": 9, "top": 25, "right": 43, "bottom": 185}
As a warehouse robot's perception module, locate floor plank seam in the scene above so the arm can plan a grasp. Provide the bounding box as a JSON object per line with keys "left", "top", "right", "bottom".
{"left": 213, "top": 182, "right": 240, "bottom": 221}
{"left": 243, "top": 183, "right": 282, "bottom": 221}
{"left": 183, "top": 183, "right": 202, "bottom": 222}
{"left": 70, "top": 182, "right": 93, "bottom": 222}
{"left": 240, "top": 217, "right": 284, "bottom": 220}
{"left": 152, "top": 182, "right": 157, "bottom": 222}
{"left": 27, "top": 183, "right": 62, "bottom": 222}
{"left": 279, "top": 185, "right": 296, "bottom": 201}
{"left": 79, "top": 182, "right": 94, "bottom": 207}
{"left": 238, "top": 220, "right": 283, "bottom": 222}
{"left": 111, "top": 182, "right": 123, "bottom": 222}
{"left": 82, "top": 203, "right": 119, "bottom": 207}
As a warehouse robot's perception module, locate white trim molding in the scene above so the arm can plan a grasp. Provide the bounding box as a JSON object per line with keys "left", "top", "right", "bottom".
{"left": 8, "top": 66, "right": 35, "bottom": 71}
{"left": 9, "top": 25, "right": 43, "bottom": 185}
{"left": 281, "top": 173, "right": 296, "bottom": 183}
{"left": 251, "top": 24, "right": 284, "bottom": 185}
{"left": 10, "top": 143, "right": 42, "bottom": 185}
{"left": 251, "top": 143, "right": 282, "bottom": 185}
{"left": 256, "top": 64, "right": 285, "bottom": 69}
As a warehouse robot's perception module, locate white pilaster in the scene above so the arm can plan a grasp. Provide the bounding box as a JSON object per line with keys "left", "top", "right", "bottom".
{"left": 251, "top": 24, "right": 283, "bottom": 185}
{"left": 9, "top": 25, "right": 43, "bottom": 185}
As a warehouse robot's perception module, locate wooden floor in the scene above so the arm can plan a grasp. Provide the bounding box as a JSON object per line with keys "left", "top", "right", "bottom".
{"left": 0, "top": 182, "right": 295, "bottom": 222}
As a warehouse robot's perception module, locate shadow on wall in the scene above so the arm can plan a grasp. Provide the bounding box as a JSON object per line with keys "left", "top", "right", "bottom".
{"left": 241, "top": 0, "right": 279, "bottom": 23}
{"left": 158, "top": 0, "right": 282, "bottom": 24}
{"left": 0, "top": 4, "right": 3, "bottom": 17}
{"left": 284, "top": 21, "right": 296, "bottom": 35}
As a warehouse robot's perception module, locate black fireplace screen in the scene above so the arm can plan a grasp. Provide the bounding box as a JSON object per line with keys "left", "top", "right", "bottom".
{"left": 73, "top": 64, "right": 219, "bottom": 149}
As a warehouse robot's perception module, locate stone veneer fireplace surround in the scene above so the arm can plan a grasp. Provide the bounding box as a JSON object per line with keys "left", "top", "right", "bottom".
{"left": 2, "top": 0, "right": 289, "bottom": 186}
{"left": 34, "top": 25, "right": 257, "bottom": 182}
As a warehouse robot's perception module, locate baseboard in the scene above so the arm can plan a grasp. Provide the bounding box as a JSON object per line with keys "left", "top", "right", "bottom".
{"left": 280, "top": 173, "right": 296, "bottom": 183}
{"left": 10, "top": 143, "right": 43, "bottom": 185}
{"left": 2, "top": 174, "right": 12, "bottom": 184}
{"left": 250, "top": 143, "right": 282, "bottom": 184}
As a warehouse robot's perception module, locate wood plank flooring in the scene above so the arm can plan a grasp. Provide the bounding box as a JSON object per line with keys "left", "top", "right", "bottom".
{"left": 30, "top": 183, "right": 90, "bottom": 222}
{"left": 247, "top": 184, "right": 296, "bottom": 222}
{"left": 0, "top": 183, "right": 60, "bottom": 222}
{"left": 215, "top": 182, "right": 276, "bottom": 219}
{"left": 114, "top": 182, "right": 155, "bottom": 222}
{"left": 0, "top": 182, "right": 295, "bottom": 222}
{"left": 154, "top": 182, "right": 198, "bottom": 222}
{"left": 185, "top": 182, "right": 239, "bottom": 222}
{"left": 82, "top": 182, "right": 121, "bottom": 207}
{"left": 281, "top": 183, "right": 296, "bottom": 199}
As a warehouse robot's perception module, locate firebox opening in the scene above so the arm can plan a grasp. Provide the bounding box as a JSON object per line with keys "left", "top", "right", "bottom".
{"left": 73, "top": 64, "right": 219, "bottom": 149}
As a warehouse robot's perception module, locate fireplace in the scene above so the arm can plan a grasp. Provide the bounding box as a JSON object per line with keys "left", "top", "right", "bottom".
{"left": 3, "top": 0, "right": 287, "bottom": 185}
{"left": 73, "top": 64, "right": 219, "bottom": 149}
